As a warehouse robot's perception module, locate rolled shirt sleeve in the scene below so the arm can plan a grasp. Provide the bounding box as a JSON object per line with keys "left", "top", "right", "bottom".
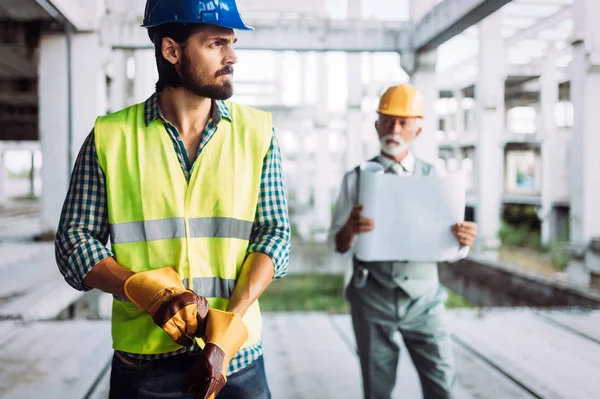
{"left": 247, "top": 130, "right": 291, "bottom": 279}
{"left": 55, "top": 130, "right": 114, "bottom": 291}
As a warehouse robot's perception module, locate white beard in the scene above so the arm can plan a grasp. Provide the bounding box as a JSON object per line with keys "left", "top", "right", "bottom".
{"left": 380, "top": 135, "right": 410, "bottom": 156}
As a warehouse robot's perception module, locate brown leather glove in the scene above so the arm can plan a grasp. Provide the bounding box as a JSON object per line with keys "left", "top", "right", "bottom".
{"left": 182, "top": 309, "right": 248, "bottom": 399}
{"left": 124, "top": 267, "right": 209, "bottom": 346}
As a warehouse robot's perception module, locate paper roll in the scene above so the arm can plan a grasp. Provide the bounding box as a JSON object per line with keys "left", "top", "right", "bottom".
{"left": 359, "top": 161, "right": 384, "bottom": 174}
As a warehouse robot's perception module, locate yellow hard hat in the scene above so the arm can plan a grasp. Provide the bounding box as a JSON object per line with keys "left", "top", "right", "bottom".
{"left": 377, "top": 84, "right": 424, "bottom": 118}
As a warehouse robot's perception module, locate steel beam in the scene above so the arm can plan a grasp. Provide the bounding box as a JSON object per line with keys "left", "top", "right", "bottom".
{"left": 37, "top": 0, "right": 102, "bottom": 30}
{"left": 34, "top": 0, "right": 66, "bottom": 22}
{"left": 101, "top": 18, "right": 410, "bottom": 52}
{"left": 413, "top": 0, "right": 513, "bottom": 52}
{"left": 506, "top": 6, "right": 571, "bottom": 47}
{"left": 440, "top": 5, "right": 572, "bottom": 79}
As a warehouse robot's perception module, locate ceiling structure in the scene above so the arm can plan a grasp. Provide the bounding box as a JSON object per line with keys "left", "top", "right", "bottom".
{"left": 0, "top": 0, "right": 580, "bottom": 140}
{"left": 437, "top": 0, "right": 573, "bottom": 100}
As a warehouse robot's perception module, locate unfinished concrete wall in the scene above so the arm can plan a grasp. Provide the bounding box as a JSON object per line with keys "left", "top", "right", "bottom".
{"left": 440, "top": 256, "right": 600, "bottom": 308}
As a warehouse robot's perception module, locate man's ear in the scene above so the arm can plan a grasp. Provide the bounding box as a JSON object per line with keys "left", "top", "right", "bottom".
{"left": 414, "top": 126, "right": 422, "bottom": 138}
{"left": 161, "top": 37, "right": 181, "bottom": 66}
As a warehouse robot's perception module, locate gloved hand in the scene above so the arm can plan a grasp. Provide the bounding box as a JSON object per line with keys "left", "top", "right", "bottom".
{"left": 124, "top": 267, "right": 209, "bottom": 346}
{"left": 182, "top": 309, "right": 249, "bottom": 399}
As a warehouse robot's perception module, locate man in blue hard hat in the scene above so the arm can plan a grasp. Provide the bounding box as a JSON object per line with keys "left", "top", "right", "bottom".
{"left": 55, "top": 1, "right": 290, "bottom": 398}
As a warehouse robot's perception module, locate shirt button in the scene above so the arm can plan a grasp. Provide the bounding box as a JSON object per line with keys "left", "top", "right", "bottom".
{"left": 403, "top": 276, "right": 409, "bottom": 281}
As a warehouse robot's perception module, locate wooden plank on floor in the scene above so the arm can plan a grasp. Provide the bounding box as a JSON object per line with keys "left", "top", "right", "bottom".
{"left": 450, "top": 309, "right": 600, "bottom": 399}
{"left": 0, "top": 320, "right": 112, "bottom": 399}
{"left": 332, "top": 313, "right": 536, "bottom": 399}
{"left": 262, "top": 313, "right": 363, "bottom": 399}
{"left": 536, "top": 309, "right": 600, "bottom": 343}
{"left": 0, "top": 242, "right": 84, "bottom": 320}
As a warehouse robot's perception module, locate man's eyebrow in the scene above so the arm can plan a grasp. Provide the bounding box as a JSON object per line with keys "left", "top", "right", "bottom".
{"left": 206, "top": 36, "right": 238, "bottom": 43}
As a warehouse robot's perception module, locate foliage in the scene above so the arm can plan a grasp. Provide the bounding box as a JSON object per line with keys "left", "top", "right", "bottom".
{"left": 260, "top": 274, "right": 475, "bottom": 312}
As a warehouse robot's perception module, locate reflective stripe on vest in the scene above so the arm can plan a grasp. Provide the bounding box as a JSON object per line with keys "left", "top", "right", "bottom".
{"left": 110, "top": 217, "right": 253, "bottom": 244}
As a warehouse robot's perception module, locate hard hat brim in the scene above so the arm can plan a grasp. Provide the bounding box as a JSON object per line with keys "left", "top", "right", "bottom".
{"left": 377, "top": 109, "right": 424, "bottom": 119}
{"left": 142, "top": 20, "right": 254, "bottom": 31}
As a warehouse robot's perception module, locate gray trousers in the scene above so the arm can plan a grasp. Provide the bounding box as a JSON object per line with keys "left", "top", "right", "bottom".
{"left": 346, "top": 277, "right": 455, "bottom": 399}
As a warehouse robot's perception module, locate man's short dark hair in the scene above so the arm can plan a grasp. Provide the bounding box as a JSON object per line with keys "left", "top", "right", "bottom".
{"left": 148, "top": 23, "right": 202, "bottom": 92}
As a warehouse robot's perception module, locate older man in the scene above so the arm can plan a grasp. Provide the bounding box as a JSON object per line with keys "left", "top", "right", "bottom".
{"left": 329, "top": 84, "right": 478, "bottom": 399}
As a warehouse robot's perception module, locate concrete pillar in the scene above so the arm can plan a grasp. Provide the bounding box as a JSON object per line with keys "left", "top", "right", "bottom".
{"left": 0, "top": 147, "right": 5, "bottom": 201}
{"left": 295, "top": 122, "right": 312, "bottom": 208}
{"left": 454, "top": 89, "right": 465, "bottom": 136}
{"left": 133, "top": 49, "right": 157, "bottom": 103}
{"left": 453, "top": 90, "right": 465, "bottom": 166}
{"left": 570, "top": 0, "right": 600, "bottom": 246}
{"left": 29, "top": 151, "right": 35, "bottom": 197}
{"left": 39, "top": 32, "right": 105, "bottom": 233}
{"left": 364, "top": 55, "right": 380, "bottom": 157}
{"left": 314, "top": 127, "right": 331, "bottom": 230}
{"left": 540, "top": 49, "right": 559, "bottom": 245}
{"left": 109, "top": 49, "right": 128, "bottom": 112}
{"left": 409, "top": 0, "right": 439, "bottom": 164}
{"left": 314, "top": 53, "right": 331, "bottom": 230}
{"left": 475, "top": 13, "right": 505, "bottom": 256}
{"left": 411, "top": 51, "right": 439, "bottom": 164}
{"left": 346, "top": 0, "right": 363, "bottom": 170}
{"left": 275, "top": 51, "right": 285, "bottom": 105}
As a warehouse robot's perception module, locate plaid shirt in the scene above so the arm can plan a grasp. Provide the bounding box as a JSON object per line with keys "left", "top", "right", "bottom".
{"left": 55, "top": 93, "right": 291, "bottom": 374}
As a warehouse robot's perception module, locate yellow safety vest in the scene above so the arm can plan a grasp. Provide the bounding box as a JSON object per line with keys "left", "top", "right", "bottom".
{"left": 94, "top": 101, "right": 272, "bottom": 354}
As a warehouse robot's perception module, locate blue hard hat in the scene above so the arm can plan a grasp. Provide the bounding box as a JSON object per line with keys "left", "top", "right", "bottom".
{"left": 142, "top": 0, "right": 253, "bottom": 31}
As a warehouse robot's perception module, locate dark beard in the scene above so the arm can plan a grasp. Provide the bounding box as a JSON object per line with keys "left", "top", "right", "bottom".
{"left": 180, "top": 56, "right": 234, "bottom": 100}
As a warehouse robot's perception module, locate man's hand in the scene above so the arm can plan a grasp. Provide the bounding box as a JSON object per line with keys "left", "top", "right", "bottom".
{"left": 124, "top": 267, "right": 209, "bottom": 346}
{"left": 182, "top": 309, "right": 248, "bottom": 399}
{"left": 335, "top": 205, "right": 374, "bottom": 253}
{"left": 345, "top": 205, "right": 375, "bottom": 235}
{"left": 451, "top": 222, "right": 478, "bottom": 247}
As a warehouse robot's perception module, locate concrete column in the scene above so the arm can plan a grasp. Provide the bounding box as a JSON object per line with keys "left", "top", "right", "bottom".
{"left": 409, "top": 0, "right": 439, "bottom": 164}
{"left": 454, "top": 89, "right": 465, "bottom": 136}
{"left": 364, "top": 55, "right": 380, "bottom": 157}
{"left": 39, "top": 32, "right": 105, "bottom": 233}
{"left": 411, "top": 50, "right": 439, "bottom": 164}
{"left": 345, "top": 0, "right": 363, "bottom": 170}
{"left": 29, "top": 151, "right": 35, "bottom": 197}
{"left": 274, "top": 51, "right": 285, "bottom": 105}
{"left": 0, "top": 147, "right": 5, "bottom": 201}
{"left": 109, "top": 49, "right": 128, "bottom": 112}
{"left": 314, "top": 53, "right": 331, "bottom": 230}
{"left": 570, "top": 0, "right": 600, "bottom": 246}
{"left": 453, "top": 90, "right": 465, "bottom": 166}
{"left": 133, "top": 49, "right": 157, "bottom": 103}
{"left": 295, "top": 123, "right": 312, "bottom": 208}
{"left": 540, "top": 49, "right": 559, "bottom": 245}
{"left": 475, "top": 13, "right": 505, "bottom": 256}
{"left": 314, "top": 126, "right": 331, "bottom": 230}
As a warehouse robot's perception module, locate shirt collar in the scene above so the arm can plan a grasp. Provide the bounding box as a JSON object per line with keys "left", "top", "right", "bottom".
{"left": 377, "top": 152, "right": 416, "bottom": 174}
{"left": 143, "top": 92, "right": 231, "bottom": 127}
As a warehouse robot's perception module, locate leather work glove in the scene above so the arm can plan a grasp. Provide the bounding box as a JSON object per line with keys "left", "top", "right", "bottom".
{"left": 182, "top": 309, "right": 249, "bottom": 399}
{"left": 124, "top": 267, "right": 209, "bottom": 346}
